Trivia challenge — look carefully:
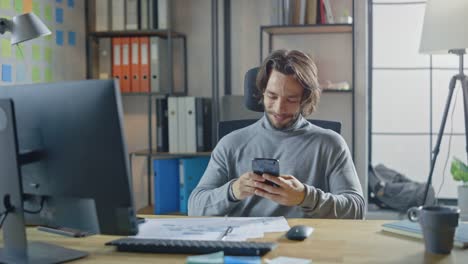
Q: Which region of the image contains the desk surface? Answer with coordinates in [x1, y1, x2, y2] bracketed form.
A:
[2, 216, 468, 263]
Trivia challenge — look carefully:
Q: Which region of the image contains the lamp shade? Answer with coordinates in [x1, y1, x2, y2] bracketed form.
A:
[10, 13, 51, 45]
[419, 0, 468, 54]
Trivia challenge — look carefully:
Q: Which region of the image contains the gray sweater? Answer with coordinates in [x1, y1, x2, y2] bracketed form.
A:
[188, 115, 365, 219]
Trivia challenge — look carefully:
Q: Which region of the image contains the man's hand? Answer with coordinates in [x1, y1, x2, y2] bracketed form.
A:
[232, 172, 265, 200]
[254, 174, 306, 206]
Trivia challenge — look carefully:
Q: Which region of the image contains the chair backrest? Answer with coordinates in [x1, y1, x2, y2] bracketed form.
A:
[218, 67, 341, 142]
[218, 119, 341, 142]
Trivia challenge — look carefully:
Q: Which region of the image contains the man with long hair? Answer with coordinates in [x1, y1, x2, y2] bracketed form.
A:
[188, 49, 364, 219]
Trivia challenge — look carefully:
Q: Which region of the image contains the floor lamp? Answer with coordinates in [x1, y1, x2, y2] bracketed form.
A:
[419, 0, 468, 205]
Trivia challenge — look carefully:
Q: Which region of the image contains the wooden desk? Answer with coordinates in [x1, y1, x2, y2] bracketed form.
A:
[2, 217, 468, 263]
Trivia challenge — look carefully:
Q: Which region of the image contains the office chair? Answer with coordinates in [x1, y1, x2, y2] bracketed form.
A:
[218, 67, 341, 141]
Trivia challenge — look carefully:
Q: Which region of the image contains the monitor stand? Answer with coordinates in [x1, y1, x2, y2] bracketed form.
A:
[0, 99, 88, 263]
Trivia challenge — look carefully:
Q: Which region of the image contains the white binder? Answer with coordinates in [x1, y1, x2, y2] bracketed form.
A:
[140, 0, 149, 30]
[149, 37, 169, 94]
[184, 97, 197, 153]
[125, 0, 138, 30]
[168, 97, 179, 153]
[95, 0, 110, 31]
[112, 0, 125, 30]
[177, 97, 188, 153]
[98, 38, 111, 79]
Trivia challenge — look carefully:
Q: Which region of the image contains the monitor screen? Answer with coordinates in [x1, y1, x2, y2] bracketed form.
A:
[0, 79, 138, 236]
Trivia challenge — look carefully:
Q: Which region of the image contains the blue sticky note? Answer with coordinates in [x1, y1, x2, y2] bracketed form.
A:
[67, 0, 74, 8]
[16, 63, 26, 82]
[56, 0, 62, 3]
[55, 8, 63, 24]
[1, 64, 12, 82]
[56, 30, 64, 46]
[68, 31, 76, 46]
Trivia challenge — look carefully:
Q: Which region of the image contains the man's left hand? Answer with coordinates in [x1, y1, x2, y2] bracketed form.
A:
[254, 174, 306, 206]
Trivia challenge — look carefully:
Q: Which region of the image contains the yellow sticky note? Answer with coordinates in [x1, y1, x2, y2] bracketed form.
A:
[0, 0, 11, 9]
[23, 0, 32, 12]
[44, 47, 52, 63]
[32, 45, 41, 61]
[44, 4, 52, 21]
[1, 39, 12, 57]
[32, 1, 40, 15]
[14, 0, 22, 13]
[45, 68, 52, 82]
[15, 45, 24, 59]
[32, 66, 41, 82]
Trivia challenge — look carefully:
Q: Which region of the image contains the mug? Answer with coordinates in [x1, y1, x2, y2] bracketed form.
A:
[407, 205, 460, 254]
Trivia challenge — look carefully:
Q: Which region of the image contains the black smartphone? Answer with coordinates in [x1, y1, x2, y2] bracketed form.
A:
[252, 158, 280, 187]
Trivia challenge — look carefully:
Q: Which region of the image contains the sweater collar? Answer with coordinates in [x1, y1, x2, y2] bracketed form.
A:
[262, 112, 308, 132]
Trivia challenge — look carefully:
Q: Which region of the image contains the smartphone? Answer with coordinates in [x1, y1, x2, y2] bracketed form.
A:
[252, 158, 280, 187]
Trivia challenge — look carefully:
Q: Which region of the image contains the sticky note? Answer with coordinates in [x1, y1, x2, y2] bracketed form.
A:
[2, 64, 12, 82]
[45, 4, 52, 21]
[224, 256, 261, 264]
[44, 47, 52, 63]
[15, 45, 24, 60]
[45, 34, 53, 42]
[16, 63, 26, 82]
[32, 66, 41, 82]
[56, 0, 62, 2]
[32, 0, 40, 15]
[14, 0, 22, 13]
[32, 45, 41, 61]
[67, 0, 74, 8]
[68, 31, 76, 46]
[45, 68, 52, 82]
[1, 39, 12, 57]
[23, 0, 32, 12]
[55, 7, 63, 23]
[56, 30, 64, 46]
[1, 0, 11, 9]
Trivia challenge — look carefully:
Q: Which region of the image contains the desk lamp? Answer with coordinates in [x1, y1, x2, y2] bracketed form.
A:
[0, 13, 51, 44]
[419, 0, 468, 204]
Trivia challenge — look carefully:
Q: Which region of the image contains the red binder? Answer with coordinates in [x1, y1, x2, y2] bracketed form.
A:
[130, 37, 140, 92]
[111, 38, 123, 92]
[121, 37, 131, 93]
[139, 37, 150, 93]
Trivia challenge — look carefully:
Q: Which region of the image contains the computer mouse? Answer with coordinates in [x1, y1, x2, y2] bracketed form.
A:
[285, 225, 313, 241]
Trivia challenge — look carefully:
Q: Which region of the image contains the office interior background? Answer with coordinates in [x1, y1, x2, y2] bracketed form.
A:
[0, 0, 464, 213]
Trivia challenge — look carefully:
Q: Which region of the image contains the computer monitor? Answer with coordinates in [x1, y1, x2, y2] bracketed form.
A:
[0, 79, 138, 263]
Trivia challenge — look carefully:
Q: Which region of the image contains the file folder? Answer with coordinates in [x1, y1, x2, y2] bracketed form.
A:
[179, 157, 210, 214]
[111, 38, 123, 92]
[139, 37, 150, 92]
[94, 0, 110, 31]
[98, 38, 111, 80]
[130, 37, 140, 92]
[140, 0, 149, 30]
[111, 0, 125, 30]
[177, 97, 188, 153]
[156, 98, 169, 152]
[121, 37, 131, 93]
[153, 159, 180, 214]
[168, 97, 179, 153]
[125, 0, 139, 30]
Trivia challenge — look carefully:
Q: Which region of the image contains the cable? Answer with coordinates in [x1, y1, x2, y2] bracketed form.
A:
[436, 88, 459, 200]
[23, 196, 46, 214]
[0, 211, 8, 229]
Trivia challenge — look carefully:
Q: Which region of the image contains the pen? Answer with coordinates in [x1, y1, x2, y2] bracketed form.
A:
[219, 226, 233, 241]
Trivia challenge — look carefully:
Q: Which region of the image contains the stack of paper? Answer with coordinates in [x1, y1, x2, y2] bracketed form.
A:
[132, 217, 290, 241]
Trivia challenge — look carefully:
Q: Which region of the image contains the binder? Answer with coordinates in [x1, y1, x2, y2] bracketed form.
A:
[140, 0, 149, 30]
[148, 0, 158, 29]
[155, 98, 169, 152]
[149, 37, 186, 94]
[121, 37, 131, 93]
[125, 0, 139, 30]
[130, 37, 140, 92]
[111, 0, 125, 30]
[168, 97, 179, 153]
[95, 0, 110, 31]
[158, 0, 168, 29]
[306, 0, 317, 25]
[177, 97, 188, 153]
[322, 0, 334, 23]
[111, 38, 123, 92]
[179, 157, 210, 214]
[98, 38, 111, 80]
[139, 37, 150, 92]
[153, 159, 180, 214]
[184, 97, 212, 153]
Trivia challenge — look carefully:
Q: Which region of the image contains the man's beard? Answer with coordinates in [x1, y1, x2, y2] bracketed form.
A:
[266, 111, 300, 129]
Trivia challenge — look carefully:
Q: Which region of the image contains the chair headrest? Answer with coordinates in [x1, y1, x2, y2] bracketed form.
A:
[244, 67, 264, 112]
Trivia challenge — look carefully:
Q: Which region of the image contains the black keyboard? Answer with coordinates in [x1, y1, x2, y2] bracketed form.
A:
[106, 238, 277, 256]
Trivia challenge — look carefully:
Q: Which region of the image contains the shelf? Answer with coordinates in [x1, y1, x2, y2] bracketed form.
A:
[88, 30, 185, 38]
[322, 89, 353, 93]
[121, 92, 167, 97]
[131, 149, 212, 159]
[262, 24, 353, 35]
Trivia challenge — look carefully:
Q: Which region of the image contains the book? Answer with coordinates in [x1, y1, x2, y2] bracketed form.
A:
[382, 220, 468, 248]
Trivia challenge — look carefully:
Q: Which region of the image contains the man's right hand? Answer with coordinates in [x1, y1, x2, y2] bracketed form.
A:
[231, 172, 266, 200]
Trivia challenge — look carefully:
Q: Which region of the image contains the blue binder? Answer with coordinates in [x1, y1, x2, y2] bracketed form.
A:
[179, 157, 210, 214]
[153, 159, 180, 214]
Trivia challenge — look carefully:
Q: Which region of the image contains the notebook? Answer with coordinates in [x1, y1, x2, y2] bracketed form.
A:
[382, 220, 468, 248]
